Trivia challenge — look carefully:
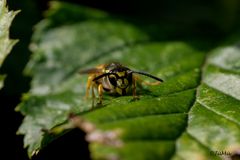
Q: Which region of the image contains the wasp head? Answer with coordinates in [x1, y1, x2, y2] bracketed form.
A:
[105, 63, 132, 95]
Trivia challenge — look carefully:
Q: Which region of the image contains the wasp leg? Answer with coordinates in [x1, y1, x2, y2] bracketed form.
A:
[97, 84, 103, 106]
[85, 75, 94, 99]
[135, 75, 161, 86]
[91, 84, 95, 108]
[132, 75, 139, 101]
[142, 81, 161, 86]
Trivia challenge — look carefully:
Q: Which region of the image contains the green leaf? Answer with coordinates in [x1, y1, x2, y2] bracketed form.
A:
[0, 0, 19, 89]
[17, 2, 240, 159]
[173, 46, 240, 160]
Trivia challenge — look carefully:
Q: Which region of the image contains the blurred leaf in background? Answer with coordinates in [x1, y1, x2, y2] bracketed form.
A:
[15, 1, 240, 160]
[0, 0, 19, 89]
[0, 0, 43, 160]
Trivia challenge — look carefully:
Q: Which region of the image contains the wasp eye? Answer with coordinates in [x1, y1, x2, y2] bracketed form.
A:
[108, 75, 117, 86]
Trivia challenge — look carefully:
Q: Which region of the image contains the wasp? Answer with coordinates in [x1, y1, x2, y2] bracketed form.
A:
[79, 62, 163, 107]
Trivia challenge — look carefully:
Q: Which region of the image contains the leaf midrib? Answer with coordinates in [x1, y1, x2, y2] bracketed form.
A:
[170, 51, 208, 159]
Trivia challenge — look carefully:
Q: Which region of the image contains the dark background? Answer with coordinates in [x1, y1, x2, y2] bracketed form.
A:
[1, 0, 240, 160]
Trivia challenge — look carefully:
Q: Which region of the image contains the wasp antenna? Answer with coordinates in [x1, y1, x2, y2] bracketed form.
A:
[132, 71, 164, 82]
[92, 73, 110, 81]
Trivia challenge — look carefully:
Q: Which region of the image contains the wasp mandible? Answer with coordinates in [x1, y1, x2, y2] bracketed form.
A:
[79, 62, 163, 107]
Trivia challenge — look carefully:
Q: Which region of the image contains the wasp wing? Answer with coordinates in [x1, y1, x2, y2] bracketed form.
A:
[79, 68, 103, 74]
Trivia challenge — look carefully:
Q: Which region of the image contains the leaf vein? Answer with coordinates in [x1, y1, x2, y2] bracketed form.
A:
[196, 100, 240, 126]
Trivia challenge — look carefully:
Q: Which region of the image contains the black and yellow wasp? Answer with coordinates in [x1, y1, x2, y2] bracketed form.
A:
[79, 62, 163, 107]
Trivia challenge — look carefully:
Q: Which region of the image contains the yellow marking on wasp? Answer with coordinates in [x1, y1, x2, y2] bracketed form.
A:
[117, 79, 122, 86]
[124, 79, 128, 85]
[109, 74, 116, 79]
[116, 87, 122, 95]
[116, 72, 126, 77]
[105, 69, 110, 73]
